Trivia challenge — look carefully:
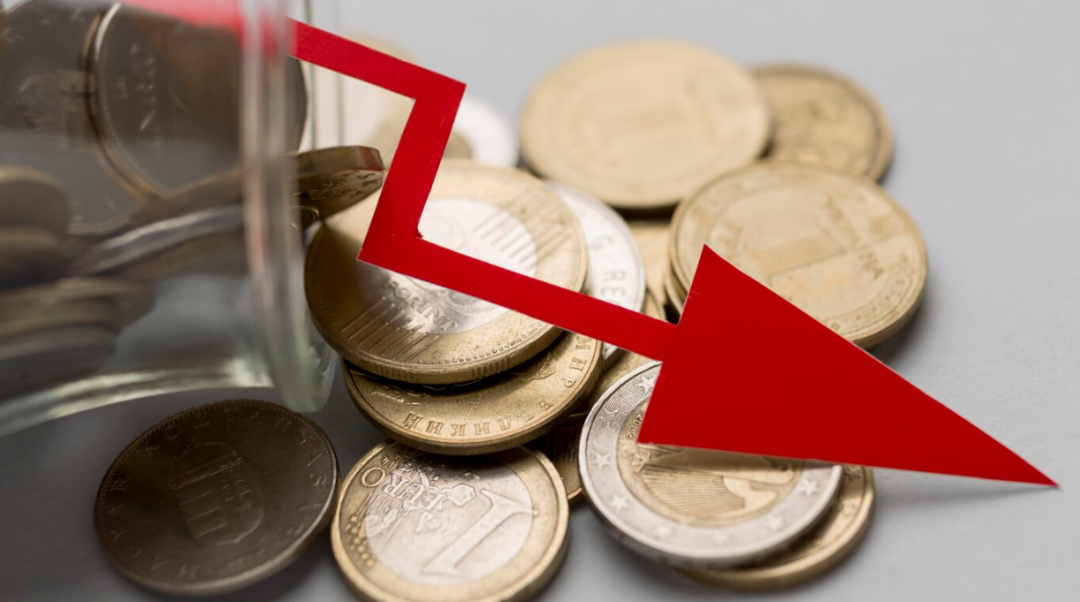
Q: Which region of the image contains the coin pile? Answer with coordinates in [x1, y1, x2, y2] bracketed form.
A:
[87, 34, 927, 600]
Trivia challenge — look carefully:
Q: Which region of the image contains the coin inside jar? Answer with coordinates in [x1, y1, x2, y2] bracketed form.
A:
[679, 465, 875, 589]
[579, 363, 843, 568]
[89, 4, 307, 197]
[755, 64, 892, 181]
[670, 162, 927, 347]
[344, 330, 601, 455]
[0, 166, 70, 235]
[0, 228, 66, 289]
[95, 400, 338, 596]
[0, 0, 141, 236]
[306, 160, 588, 384]
[332, 441, 569, 602]
[521, 40, 771, 211]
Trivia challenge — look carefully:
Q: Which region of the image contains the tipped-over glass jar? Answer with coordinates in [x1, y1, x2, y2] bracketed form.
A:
[0, 0, 334, 435]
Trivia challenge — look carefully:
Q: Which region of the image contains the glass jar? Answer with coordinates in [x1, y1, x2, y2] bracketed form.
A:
[0, 0, 333, 435]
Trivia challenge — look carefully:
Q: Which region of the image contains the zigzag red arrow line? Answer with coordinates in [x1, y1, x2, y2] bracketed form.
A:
[292, 21, 679, 362]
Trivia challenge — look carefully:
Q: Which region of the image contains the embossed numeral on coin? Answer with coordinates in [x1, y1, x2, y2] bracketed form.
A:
[421, 489, 530, 576]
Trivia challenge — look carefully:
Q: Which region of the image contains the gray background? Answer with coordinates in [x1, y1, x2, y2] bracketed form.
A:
[2, 0, 1078, 600]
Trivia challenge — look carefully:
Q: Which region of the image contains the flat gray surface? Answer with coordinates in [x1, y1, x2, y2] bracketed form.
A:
[2, 0, 1079, 600]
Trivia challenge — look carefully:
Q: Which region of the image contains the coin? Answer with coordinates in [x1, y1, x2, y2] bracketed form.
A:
[344, 330, 602, 455]
[528, 412, 589, 504]
[332, 441, 568, 602]
[0, 0, 141, 236]
[548, 181, 646, 367]
[71, 205, 244, 278]
[0, 166, 70, 235]
[0, 297, 121, 337]
[0, 277, 155, 328]
[307, 161, 589, 384]
[95, 399, 338, 596]
[520, 40, 771, 211]
[755, 65, 892, 181]
[579, 363, 843, 568]
[627, 218, 671, 299]
[0, 326, 117, 399]
[0, 228, 65, 288]
[578, 290, 664, 413]
[670, 163, 927, 347]
[89, 4, 307, 196]
[449, 96, 519, 167]
[679, 466, 875, 589]
[125, 170, 242, 230]
[296, 146, 385, 224]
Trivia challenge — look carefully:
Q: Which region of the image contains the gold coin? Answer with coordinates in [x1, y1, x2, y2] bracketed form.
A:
[343, 330, 601, 455]
[755, 65, 892, 181]
[627, 218, 671, 302]
[679, 466, 875, 589]
[296, 145, 385, 224]
[307, 160, 589, 384]
[670, 163, 927, 347]
[521, 40, 771, 211]
[332, 441, 569, 602]
[578, 289, 664, 412]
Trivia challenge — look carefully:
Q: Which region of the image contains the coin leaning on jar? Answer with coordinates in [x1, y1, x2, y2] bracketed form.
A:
[579, 363, 843, 568]
[754, 64, 892, 181]
[547, 180, 646, 368]
[344, 330, 601, 455]
[332, 440, 569, 602]
[521, 40, 771, 211]
[306, 160, 589, 385]
[679, 465, 875, 590]
[670, 162, 927, 347]
[295, 145, 385, 226]
[95, 399, 338, 596]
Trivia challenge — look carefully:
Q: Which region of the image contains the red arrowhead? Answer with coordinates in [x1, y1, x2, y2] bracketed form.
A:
[638, 246, 1055, 486]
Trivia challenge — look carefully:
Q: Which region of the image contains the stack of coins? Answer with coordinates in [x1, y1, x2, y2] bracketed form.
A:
[517, 40, 911, 589]
[87, 34, 927, 601]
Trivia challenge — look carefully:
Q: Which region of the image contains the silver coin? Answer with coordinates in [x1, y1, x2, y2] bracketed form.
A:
[96, 399, 338, 596]
[452, 96, 519, 167]
[0, 0, 141, 236]
[0, 325, 117, 398]
[579, 363, 843, 568]
[548, 181, 646, 367]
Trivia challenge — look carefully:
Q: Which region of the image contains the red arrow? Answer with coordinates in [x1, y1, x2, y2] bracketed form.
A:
[115, 3, 1053, 485]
